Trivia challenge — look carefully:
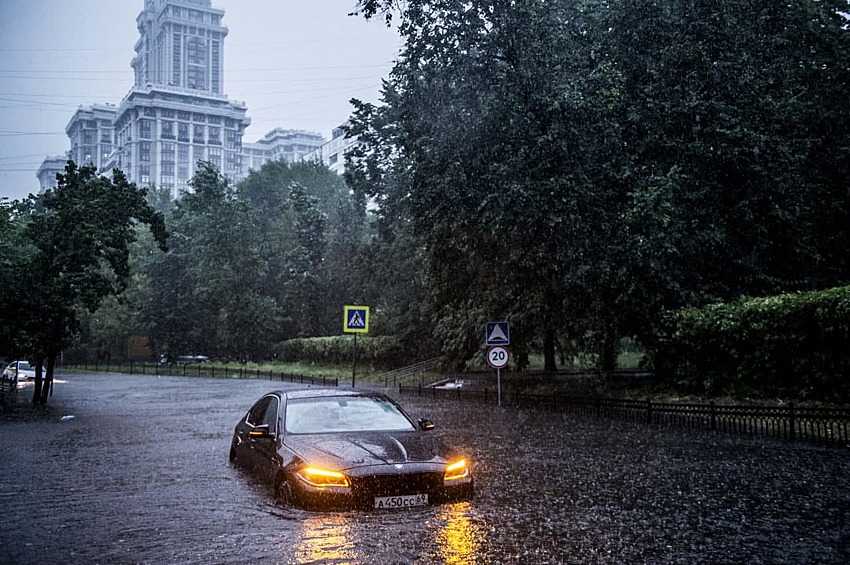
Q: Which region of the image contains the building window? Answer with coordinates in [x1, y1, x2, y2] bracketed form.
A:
[83, 131, 94, 145]
[187, 36, 206, 90]
[226, 130, 238, 150]
[140, 142, 151, 162]
[178, 122, 189, 142]
[144, 107, 156, 117]
[192, 113, 205, 122]
[161, 121, 174, 139]
[162, 109, 175, 118]
[162, 142, 175, 163]
[188, 9, 204, 23]
[178, 111, 191, 120]
[193, 124, 205, 143]
[178, 144, 189, 163]
[208, 115, 220, 125]
[194, 145, 205, 163]
[211, 41, 220, 94]
[140, 164, 150, 184]
[139, 120, 152, 139]
[208, 126, 221, 145]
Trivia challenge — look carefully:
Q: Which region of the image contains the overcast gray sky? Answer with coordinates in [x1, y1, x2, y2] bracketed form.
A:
[0, 0, 401, 201]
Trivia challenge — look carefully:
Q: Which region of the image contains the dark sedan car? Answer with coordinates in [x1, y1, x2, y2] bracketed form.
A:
[229, 387, 473, 509]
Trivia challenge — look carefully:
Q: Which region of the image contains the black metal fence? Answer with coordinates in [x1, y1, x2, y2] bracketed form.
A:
[0, 374, 17, 403]
[399, 385, 850, 448]
[62, 361, 338, 387]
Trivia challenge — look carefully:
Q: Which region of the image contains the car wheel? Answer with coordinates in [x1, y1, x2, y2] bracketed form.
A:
[274, 474, 294, 506]
[228, 444, 238, 464]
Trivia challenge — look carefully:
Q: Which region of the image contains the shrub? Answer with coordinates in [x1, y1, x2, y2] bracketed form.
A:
[650, 286, 850, 401]
[274, 335, 406, 367]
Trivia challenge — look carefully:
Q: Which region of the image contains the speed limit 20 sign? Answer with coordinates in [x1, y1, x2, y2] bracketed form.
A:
[487, 346, 510, 369]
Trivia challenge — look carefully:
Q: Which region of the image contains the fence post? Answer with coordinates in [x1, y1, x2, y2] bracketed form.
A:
[789, 402, 796, 442]
[646, 399, 652, 424]
[710, 401, 716, 431]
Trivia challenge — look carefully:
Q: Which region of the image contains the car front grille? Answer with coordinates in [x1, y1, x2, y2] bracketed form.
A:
[352, 471, 443, 498]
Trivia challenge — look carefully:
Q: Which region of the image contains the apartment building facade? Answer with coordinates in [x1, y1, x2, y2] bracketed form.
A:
[37, 0, 360, 196]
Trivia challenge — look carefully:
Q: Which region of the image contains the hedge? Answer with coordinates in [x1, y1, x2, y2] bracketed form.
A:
[651, 286, 850, 401]
[274, 335, 406, 367]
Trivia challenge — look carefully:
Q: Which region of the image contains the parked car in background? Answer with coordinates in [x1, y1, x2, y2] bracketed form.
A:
[160, 354, 210, 364]
[230, 387, 474, 510]
[2, 360, 37, 381]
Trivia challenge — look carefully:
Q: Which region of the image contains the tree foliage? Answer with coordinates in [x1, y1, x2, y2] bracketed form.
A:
[350, 0, 850, 372]
[0, 162, 167, 403]
[130, 160, 372, 362]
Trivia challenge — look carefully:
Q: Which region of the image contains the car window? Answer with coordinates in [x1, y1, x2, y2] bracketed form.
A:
[285, 396, 415, 434]
[18, 362, 32, 371]
[246, 396, 279, 432]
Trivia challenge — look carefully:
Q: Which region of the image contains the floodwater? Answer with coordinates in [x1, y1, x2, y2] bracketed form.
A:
[1, 374, 848, 564]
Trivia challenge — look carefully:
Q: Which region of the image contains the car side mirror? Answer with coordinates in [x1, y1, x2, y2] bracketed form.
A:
[418, 418, 436, 431]
[249, 424, 275, 438]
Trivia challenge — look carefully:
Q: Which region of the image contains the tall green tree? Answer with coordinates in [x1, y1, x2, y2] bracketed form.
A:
[352, 0, 850, 372]
[237, 160, 368, 340]
[3, 162, 167, 403]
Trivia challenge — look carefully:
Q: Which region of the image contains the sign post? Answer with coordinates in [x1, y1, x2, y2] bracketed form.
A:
[343, 305, 370, 387]
[486, 321, 510, 406]
[487, 345, 510, 406]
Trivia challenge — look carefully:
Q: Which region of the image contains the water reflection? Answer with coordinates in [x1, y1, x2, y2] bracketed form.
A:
[291, 513, 358, 564]
[276, 502, 483, 564]
[433, 502, 482, 564]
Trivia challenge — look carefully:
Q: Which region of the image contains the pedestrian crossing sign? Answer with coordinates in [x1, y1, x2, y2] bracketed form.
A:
[344, 305, 370, 333]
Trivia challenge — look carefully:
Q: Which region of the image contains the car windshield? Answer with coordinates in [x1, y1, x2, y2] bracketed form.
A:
[285, 396, 416, 434]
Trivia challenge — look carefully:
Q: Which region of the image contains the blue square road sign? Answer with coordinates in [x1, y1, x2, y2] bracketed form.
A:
[485, 321, 510, 345]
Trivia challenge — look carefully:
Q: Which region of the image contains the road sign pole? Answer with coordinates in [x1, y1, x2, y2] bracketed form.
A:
[352, 333, 357, 388]
[486, 345, 509, 407]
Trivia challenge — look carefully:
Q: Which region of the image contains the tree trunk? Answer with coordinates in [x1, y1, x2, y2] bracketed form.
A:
[600, 321, 618, 376]
[32, 372, 43, 405]
[31, 357, 46, 405]
[543, 329, 557, 372]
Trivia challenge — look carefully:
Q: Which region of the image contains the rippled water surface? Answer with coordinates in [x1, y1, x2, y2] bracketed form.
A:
[1, 374, 848, 564]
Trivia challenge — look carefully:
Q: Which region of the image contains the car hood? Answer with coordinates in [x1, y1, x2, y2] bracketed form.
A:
[284, 431, 450, 471]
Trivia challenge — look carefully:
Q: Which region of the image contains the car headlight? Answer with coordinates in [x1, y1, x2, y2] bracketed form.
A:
[443, 459, 470, 482]
[295, 466, 350, 488]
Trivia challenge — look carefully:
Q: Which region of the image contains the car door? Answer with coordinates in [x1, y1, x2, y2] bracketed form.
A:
[250, 395, 282, 485]
[238, 395, 279, 477]
[236, 395, 272, 471]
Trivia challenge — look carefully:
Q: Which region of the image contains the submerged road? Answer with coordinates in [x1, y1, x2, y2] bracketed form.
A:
[1, 373, 848, 564]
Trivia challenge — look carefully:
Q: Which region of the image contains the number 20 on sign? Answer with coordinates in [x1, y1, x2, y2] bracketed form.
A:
[487, 346, 509, 369]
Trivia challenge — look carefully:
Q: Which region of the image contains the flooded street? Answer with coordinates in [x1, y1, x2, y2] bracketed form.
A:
[1, 374, 848, 564]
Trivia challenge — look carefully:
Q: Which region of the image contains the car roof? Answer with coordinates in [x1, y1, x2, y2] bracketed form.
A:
[273, 387, 385, 401]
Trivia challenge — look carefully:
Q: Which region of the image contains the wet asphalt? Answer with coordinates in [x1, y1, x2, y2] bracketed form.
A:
[0, 373, 848, 564]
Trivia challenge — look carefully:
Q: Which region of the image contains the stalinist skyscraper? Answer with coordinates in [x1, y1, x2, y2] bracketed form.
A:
[39, 0, 330, 196]
[109, 0, 250, 194]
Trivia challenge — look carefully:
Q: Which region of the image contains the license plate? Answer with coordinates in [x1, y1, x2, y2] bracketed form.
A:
[374, 493, 429, 509]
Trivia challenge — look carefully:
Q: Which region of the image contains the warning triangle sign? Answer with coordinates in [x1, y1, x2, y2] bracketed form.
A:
[486, 322, 510, 345]
[488, 324, 507, 342]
